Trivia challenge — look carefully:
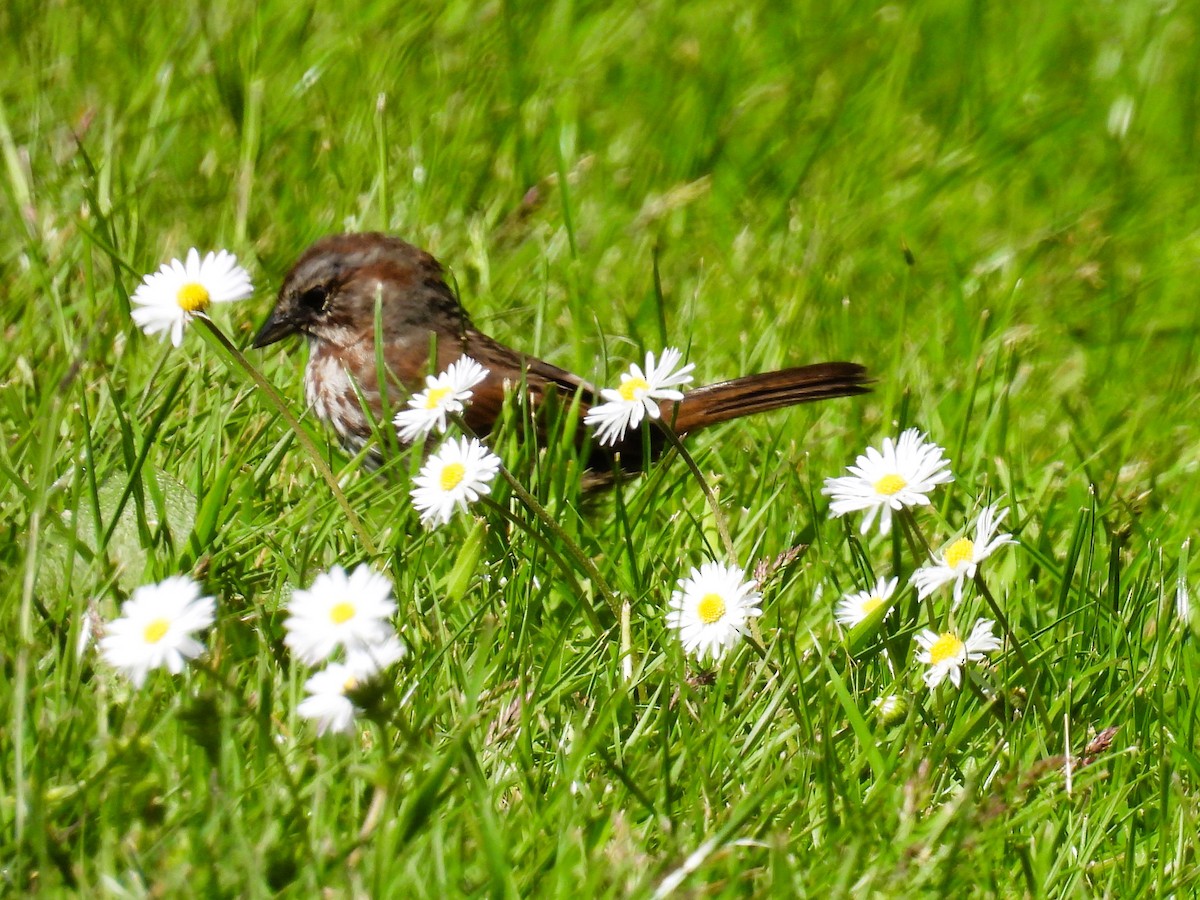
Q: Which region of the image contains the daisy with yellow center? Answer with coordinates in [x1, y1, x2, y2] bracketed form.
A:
[98, 576, 216, 687]
[666, 561, 763, 662]
[297, 663, 362, 735]
[822, 429, 954, 536]
[410, 436, 501, 527]
[175, 282, 211, 312]
[130, 248, 253, 347]
[393, 356, 490, 443]
[584, 347, 695, 447]
[912, 505, 1015, 605]
[914, 618, 1002, 688]
[283, 564, 397, 665]
[834, 575, 899, 628]
[297, 634, 408, 735]
[618, 376, 650, 402]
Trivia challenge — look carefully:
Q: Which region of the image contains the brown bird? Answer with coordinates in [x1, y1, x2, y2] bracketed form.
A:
[252, 232, 869, 473]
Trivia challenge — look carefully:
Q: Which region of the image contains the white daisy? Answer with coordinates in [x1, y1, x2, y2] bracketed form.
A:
[822, 429, 954, 536]
[666, 561, 762, 662]
[834, 575, 899, 628]
[912, 505, 1015, 605]
[914, 618, 1002, 688]
[297, 634, 407, 736]
[297, 663, 361, 735]
[130, 248, 254, 347]
[98, 576, 216, 687]
[345, 633, 407, 672]
[583, 347, 695, 446]
[410, 436, 501, 528]
[393, 355, 490, 443]
[283, 564, 397, 665]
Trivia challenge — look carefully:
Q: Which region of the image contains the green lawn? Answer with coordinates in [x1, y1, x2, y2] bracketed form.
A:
[4, 0, 1200, 895]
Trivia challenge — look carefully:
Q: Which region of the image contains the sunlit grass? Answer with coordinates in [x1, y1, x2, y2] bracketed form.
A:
[3, 0, 1200, 894]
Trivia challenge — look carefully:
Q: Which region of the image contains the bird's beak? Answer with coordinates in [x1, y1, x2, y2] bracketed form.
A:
[251, 306, 297, 348]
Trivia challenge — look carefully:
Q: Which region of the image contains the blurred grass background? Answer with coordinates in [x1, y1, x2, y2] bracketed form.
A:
[3, 0, 1199, 894]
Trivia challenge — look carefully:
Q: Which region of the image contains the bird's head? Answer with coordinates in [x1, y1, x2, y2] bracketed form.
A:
[252, 232, 466, 350]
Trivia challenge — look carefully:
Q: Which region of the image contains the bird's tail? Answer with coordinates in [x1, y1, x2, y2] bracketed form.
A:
[665, 362, 871, 434]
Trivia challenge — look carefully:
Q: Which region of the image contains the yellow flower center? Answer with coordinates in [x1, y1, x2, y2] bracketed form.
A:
[176, 282, 211, 313]
[424, 386, 453, 409]
[928, 632, 964, 665]
[696, 592, 726, 624]
[944, 538, 975, 569]
[440, 462, 466, 491]
[874, 473, 907, 495]
[343, 676, 359, 693]
[143, 619, 170, 644]
[861, 596, 884, 614]
[329, 601, 356, 624]
[618, 376, 650, 402]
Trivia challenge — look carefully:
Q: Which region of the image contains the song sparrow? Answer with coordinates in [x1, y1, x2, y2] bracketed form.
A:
[252, 233, 869, 472]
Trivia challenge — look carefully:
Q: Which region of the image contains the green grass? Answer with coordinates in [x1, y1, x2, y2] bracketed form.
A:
[4, 0, 1200, 894]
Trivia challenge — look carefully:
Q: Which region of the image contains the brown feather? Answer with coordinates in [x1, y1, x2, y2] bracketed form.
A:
[665, 362, 871, 434]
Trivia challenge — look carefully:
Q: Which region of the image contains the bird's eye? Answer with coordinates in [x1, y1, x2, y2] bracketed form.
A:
[298, 285, 330, 313]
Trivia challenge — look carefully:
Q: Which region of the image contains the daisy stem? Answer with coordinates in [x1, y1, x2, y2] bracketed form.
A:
[195, 319, 378, 555]
[655, 422, 736, 562]
[192, 659, 306, 815]
[974, 574, 1052, 733]
[481, 496, 608, 635]
[143, 341, 174, 404]
[348, 781, 390, 867]
[744, 636, 808, 727]
[899, 507, 935, 558]
[72, 699, 162, 800]
[966, 676, 1010, 727]
[493, 465, 622, 621]
[897, 509, 937, 626]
